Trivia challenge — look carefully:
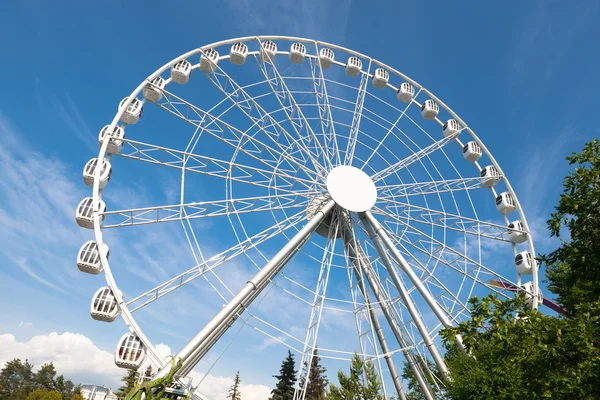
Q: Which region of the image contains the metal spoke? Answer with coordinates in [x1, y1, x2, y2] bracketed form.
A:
[101, 193, 312, 229]
[254, 40, 331, 173]
[377, 176, 495, 199]
[374, 201, 521, 243]
[125, 210, 307, 312]
[371, 135, 457, 183]
[116, 138, 319, 193]
[310, 43, 341, 166]
[196, 51, 327, 179]
[344, 60, 372, 165]
[153, 85, 322, 182]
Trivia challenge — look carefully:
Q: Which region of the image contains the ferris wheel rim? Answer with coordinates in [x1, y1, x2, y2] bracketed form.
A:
[86, 35, 538, 395]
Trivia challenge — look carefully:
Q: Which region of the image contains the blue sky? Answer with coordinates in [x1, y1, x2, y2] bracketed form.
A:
[1, 1, 599, 399]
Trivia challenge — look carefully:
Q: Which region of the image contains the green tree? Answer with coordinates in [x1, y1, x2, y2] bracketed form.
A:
[327, 353, 383, 400]
[70, 395, 84, 400]
[401, 358, 442, 400]
[25, 389, 62, 400]
[54, 374, 77, 399]
[227, 371, 242, 400]
[271, 351, 297, 400]
[299, 349, 328, 400]
[116, 369, 139, 398]
[0, 358, 35, 400]
[440, 294, 600, 400]
[34, 363, 57, 391]
[539, 138, 600, 314]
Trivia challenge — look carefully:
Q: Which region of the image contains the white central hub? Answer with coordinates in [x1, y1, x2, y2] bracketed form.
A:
[326, 166, 377, 212]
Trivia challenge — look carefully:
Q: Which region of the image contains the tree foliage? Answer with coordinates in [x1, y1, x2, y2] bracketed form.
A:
[0, 359, 79, 400]
[227, 371, 242, 400]
[539, 138, 600, 314]
[401, 358, 442, 400]
[117, 369, 139, 398]
[271, 351, 297, 400]
[299, 348, 328, 400]
[326, 353, 383, 400]
[0, 358, 35, 399]
[25, 389, 62, 400]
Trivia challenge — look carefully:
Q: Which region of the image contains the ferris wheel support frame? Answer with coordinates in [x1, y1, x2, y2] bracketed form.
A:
[154, 199, 336, 380]
[340, 215, 435, 400]
[359, 213, 450, 381]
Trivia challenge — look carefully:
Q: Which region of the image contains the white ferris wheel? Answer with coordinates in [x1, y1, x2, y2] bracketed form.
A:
[75, 36, 540, 400]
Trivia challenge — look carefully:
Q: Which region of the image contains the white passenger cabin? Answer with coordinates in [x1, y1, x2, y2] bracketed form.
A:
[507, 220, 528, 243]
[115, 333, 146, 369]
[77, 240, 109, 275]
[260, 41, 277, 62]
[76, 198, 106, 229]
[119, 98, 143, 125]
[372, 68, 389, 88]
[515, 251, 534, 275]
[442, 119, 461, 138]
[99, 125, 125, 155]
[200, 48, 219, 73]
[462, 141, 482, 162]
[520, 281, 543, 309]
[420, 100, 439, 120]
[396, 82, 415, 103]
[319, 47, 334, 68]
[143, 76, 166, 102]
[289, 42, 306, 64]
[495, 192, 516, 214]
[480, 165, 501, 188]
[230, 42, 248, 65]
[91, 286, 120, 322]
[83, 158, 112, 189]
[345, 56, 362, 77]
[171, 60, 192, 84]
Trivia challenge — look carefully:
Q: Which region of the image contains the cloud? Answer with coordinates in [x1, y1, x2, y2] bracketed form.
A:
[0, 332, 123, 387]
[188, 370, 271, 400]
[18, 322, 33, 328]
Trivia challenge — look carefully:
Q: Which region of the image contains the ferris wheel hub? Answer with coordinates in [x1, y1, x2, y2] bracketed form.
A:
[326, 166, 377, 212]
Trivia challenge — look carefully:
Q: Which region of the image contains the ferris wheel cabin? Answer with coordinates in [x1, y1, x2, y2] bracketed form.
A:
[115, 333, 146, 369]
[420, 100, 439, 120]
[345, 56, 362, 77]
[480, 165, 501, 188]
[507, 220, 528, 243]
[200, 48, 219, 73]
[230, 42, 248, 65]
[442, 119, 461, 138]
[260, 40, 277, 62]
[119, 98, 143, 125]
[319, 47, 334, 68]
[372, 68, 389, 88]
[82, 158, 112, 189]
[98, 125, 125, 155]
[91, 286, 120, 322]
[289, 42, 306, 64]
[77, 240, 109, 275]
[76, 198, 106, 229]
[520, 281, 543, 309]
[515, 251, 534, 275]
[171, 60, 192, 84]
[143, 76, 166, 102]
[495, 192, 516, 214]
[396, 82, 415, 103]
[462, 141, 482, 162]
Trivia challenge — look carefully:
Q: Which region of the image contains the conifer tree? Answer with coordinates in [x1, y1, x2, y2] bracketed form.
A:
[271, 350, 297, 400]
[327, 353, 383, 400]
[299, 349, 328, 400]
[227, 371, 242, 400]
[116, 369, 139, 398]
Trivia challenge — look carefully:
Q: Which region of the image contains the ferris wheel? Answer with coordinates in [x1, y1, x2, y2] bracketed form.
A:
[75, 36, 542, 400]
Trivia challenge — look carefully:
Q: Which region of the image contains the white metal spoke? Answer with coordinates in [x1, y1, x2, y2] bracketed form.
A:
[101, 194, 311, 229]
[294, 217, 338, 400]
[374, 201, 520, 243]
[344, 60, 371, 165]
[153, 85, 321, 182]
[309, 44, 341, 166]
[371, 135, 457, 183]
[253, 42, 331, 173]
[116, 138, 319, 193]
[376, 208, 517, 297]
[196, 53, 327, 179]
[126, 210, 307, 312]
[377, 176, 496, 198]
